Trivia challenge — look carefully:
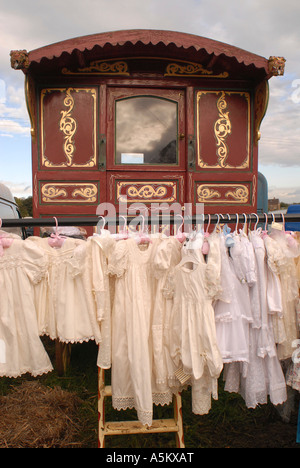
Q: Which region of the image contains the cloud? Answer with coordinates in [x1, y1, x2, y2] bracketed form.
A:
[0, 81, 29, 136]
[268, 185, 300, 204]
[0, 119, 30, 136]
[258, 76, 300, 167]
[0, 180, 32, 198]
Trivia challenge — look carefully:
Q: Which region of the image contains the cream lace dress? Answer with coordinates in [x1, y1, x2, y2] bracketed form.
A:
[27, 236, 102, 345]
[87, 233, 116, 369]
[168, 232, 223, 415]
[108, 236, 176, 427]
[0, 234, 53, 377]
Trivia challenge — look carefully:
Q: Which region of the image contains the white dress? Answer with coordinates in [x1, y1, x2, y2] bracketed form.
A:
[238, 229, 287, 409]
[152, 236, 182, 392]
[264, 230, 299, 360]
[87, 233, 116, 369]
[108, 237, 171, 427]
[0, 234, 53, 377]
[169, 233, 223, 414]
[214, 232, 253, 365]
[27, 236, 102, 345]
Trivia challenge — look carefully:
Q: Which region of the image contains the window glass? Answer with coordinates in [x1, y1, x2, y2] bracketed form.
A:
[115, 96, 178, 165]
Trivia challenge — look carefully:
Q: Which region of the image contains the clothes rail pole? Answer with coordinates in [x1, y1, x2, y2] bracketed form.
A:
[1, 212, 300, 228]
[1, 211, 299, 448]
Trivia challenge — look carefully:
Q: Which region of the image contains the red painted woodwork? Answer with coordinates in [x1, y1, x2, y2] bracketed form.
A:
[11, 30, 278, 232]
[40, 87, 97, 169]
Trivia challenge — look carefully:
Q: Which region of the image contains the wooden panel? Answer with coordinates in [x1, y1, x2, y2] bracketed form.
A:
[107, 171, 185, 211]
[195, 181, 252, 205]
[196, 90, 251, 170]
[39, 181, 100, 205]
[39, 87, 98, 169]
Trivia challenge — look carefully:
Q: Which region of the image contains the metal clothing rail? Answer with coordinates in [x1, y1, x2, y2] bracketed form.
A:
[2, 211, 298, 448]
[1, 212, 300, 228]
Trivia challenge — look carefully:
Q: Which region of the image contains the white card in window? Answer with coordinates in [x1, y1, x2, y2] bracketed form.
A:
[121, 153, 144, 164]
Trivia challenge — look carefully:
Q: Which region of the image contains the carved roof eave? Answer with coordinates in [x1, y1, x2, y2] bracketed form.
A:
[9, 30, 286, 79]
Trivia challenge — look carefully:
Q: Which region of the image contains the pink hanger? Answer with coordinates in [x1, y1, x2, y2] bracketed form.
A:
[48, 217, 67, 248]
[0, 218, 14, 256]
[136, 215, 151, 245]
[175, 215, 186, 243]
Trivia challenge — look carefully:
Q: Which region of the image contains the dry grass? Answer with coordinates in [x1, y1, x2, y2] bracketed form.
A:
[0, 380, 82, 448]
[0, 340, 299, 449]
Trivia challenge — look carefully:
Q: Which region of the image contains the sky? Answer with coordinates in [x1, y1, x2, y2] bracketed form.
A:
[0, 0, 299, 203]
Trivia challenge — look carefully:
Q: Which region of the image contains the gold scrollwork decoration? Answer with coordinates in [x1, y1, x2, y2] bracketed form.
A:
[62, 60, 130, 76]
[225, 185, 249, 204]
[214, 91, 232, 167]
[197, 91, 250, 169]
[72, 186, 98, 202]
[41, 185, 68, 203]
[196, 183, 249, 204]
[41, 88, 97, 168]
[127, 185, 167, 199]
[165, 61, 229, 78]
[117, 181, 177, 203]
[41, 183, 98, 203]
[197, 186, 221, 202]
[59, 88, 77, 166]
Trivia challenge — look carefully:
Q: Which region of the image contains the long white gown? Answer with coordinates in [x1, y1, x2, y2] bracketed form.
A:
[169, 232, 223, 414]
[108, 237, 172, 427]
[0, 233, 53, 377]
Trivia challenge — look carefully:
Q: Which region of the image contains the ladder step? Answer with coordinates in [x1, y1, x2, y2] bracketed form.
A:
[103, 418, 180, 436]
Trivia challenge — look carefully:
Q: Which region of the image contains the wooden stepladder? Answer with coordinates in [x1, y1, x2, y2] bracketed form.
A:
[98, 368, 185, 448]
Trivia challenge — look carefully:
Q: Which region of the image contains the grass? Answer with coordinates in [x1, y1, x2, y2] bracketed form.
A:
[0, 337, 299, 449]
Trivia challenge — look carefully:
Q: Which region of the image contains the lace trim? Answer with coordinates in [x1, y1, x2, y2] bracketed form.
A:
[42, 331, 100, 344]
[152, 391, 173, 407]
[0, 363, 53, 379]
[112, 396, 153, 426]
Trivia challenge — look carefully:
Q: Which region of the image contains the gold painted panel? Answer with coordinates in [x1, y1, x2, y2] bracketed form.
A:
[196, 90, 251, 169]
[40, 87, 97, 168]
[116, 181, 177, 203]
[40, 182, 99, 204]
[196, 183, 250, 204]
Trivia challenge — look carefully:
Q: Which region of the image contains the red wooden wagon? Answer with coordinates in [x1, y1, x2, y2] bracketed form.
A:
[10, 31, 286, 446]
[11, 29, 285, 233]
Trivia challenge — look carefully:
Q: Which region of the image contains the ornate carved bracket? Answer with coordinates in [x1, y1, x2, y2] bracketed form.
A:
[254, 80, 269, 145]
[10, 50, 29, 70]
[268, 56, 286, 76]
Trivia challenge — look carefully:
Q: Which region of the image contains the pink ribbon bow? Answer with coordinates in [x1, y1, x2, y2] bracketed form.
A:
[0, 236, 13, 256]
[48, 217, 67, 248]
